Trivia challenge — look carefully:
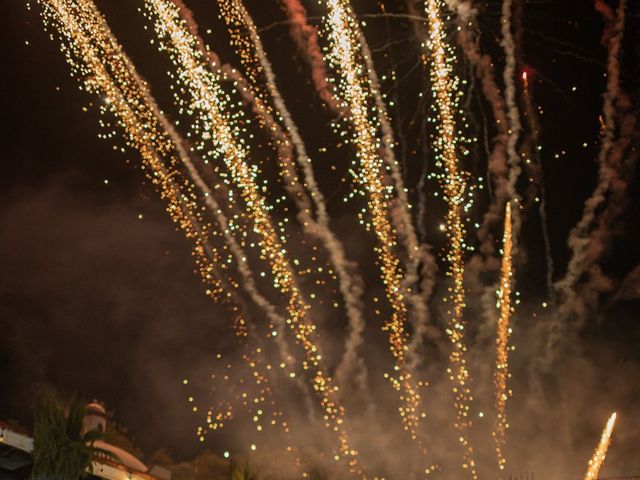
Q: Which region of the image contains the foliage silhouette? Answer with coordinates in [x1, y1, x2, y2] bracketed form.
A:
[31, 391, 109, 480]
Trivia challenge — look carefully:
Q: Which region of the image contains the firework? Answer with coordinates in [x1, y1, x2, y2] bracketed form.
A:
[321, 0, 425, 443]
[422, 0, 478, 476]
[583, 412, 617, 480]
[493, 202, 514, 471]
[33, 0, 632, 477]
[143, 0, 362, 471]
[215, 0, 369, 394]
[500, 0, 523, 238]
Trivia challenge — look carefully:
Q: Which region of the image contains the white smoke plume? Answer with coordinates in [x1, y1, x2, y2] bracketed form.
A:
[500, 0, 524, 241]
[545, 0, 638, 369]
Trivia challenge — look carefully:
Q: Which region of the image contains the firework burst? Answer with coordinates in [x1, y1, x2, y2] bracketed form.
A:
[32, 0, 634, 477]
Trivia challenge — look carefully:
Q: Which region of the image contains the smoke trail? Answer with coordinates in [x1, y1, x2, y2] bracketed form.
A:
[450, 4, 510, 260]
[422, 0, 478, 476]
[144, 1, 363, 472]
[180, 151, 305, 402]
[405, 0, 431, 247]
[277, 0, 339, 110]
[493, 202, 514, 472]
[215, 0, 370, 397]
[519, 67, 554, 295]
[556, 0, 628, 296]
[280, 0, 438, 362]
[583, 412, 617, 480]
[550, 0, 637, 359]
[500, 0, 524, 239]
[222, 65, 369, 393]
[447, 3, 513, 346]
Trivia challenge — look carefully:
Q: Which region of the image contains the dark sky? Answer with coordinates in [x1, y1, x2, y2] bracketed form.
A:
[2, 0, 639, 477]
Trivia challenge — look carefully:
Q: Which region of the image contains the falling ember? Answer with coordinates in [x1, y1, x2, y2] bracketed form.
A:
[493, 202, 514, 471]
[423, 0, 478, 476]
[521, 70, 529, 90]
[583, 412, 617, 480]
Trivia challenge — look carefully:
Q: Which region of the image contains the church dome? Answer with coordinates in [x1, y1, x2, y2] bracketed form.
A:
[83, 401, 107, 434]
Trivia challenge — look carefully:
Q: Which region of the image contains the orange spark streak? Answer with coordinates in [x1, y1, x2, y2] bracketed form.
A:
[584, 412, 617, 480]
[322, 0, 424, 442]
[423, 0, 477, 476]
[493, 202, 513, 471]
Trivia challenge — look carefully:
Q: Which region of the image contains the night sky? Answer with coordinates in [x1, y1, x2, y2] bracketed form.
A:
[2, 0, 639, 478]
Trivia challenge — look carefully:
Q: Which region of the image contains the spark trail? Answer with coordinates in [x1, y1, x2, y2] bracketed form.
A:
[283, 0, 438, 364]
[511, 0, 554, 296]
[519, 68, 554, 295]
[144, 0, 362, 472]
[493, 202, 513, 472]
[215, 0, 369, 394]
[321, 0, 425, 443]
[423, 0, 477, 476]
[353, 9, 437, 366]
[174, 0, 350, 398]
[583, 412, 617, 480]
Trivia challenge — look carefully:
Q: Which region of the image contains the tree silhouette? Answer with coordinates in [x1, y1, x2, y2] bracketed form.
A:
[31, 392, 108, 480]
